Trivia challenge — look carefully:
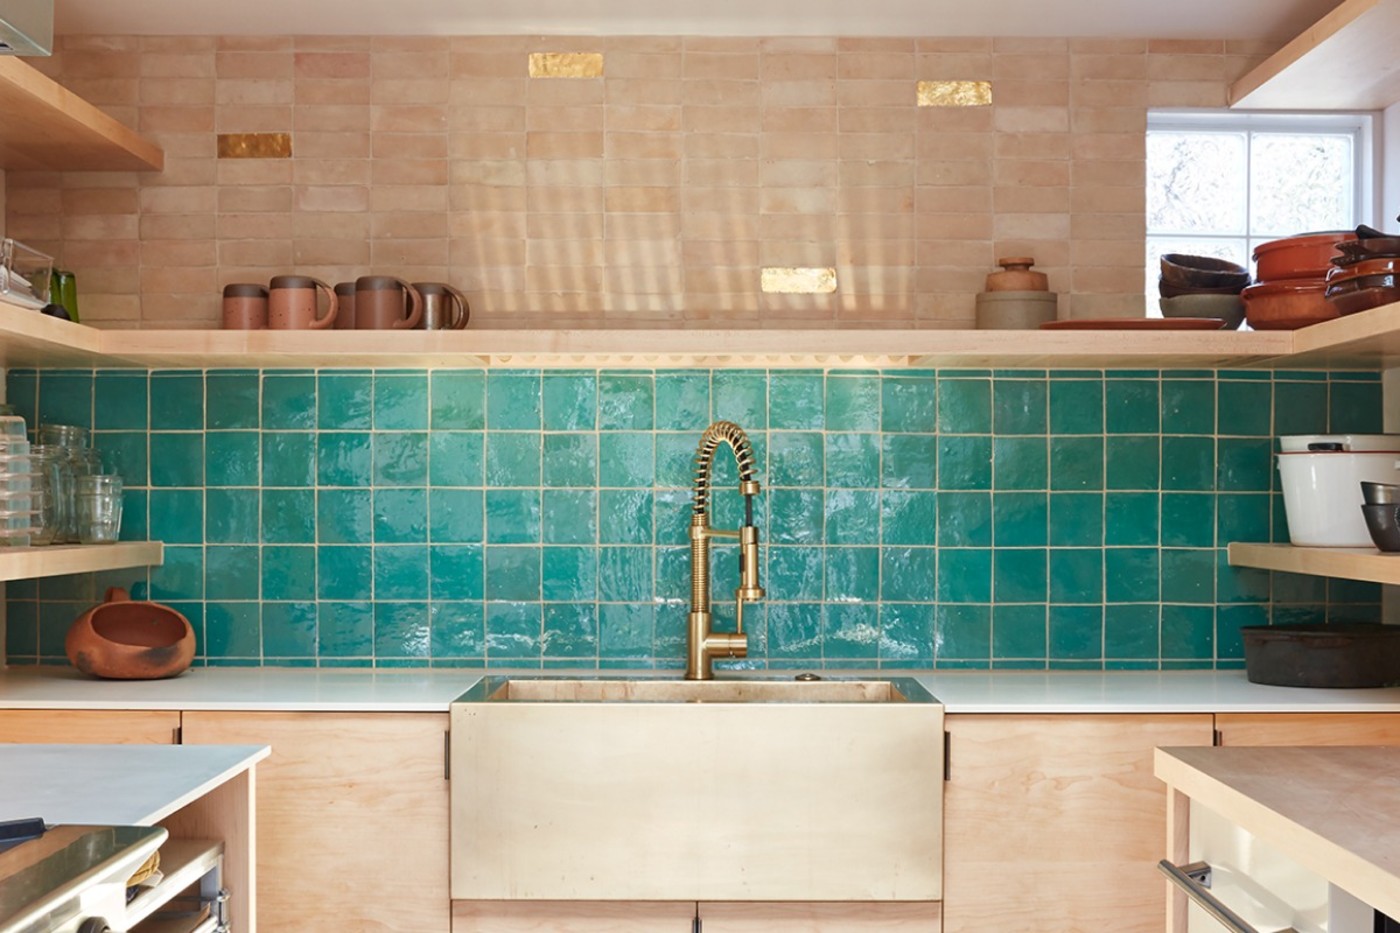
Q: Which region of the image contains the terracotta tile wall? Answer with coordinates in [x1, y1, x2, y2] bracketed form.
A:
[5, 35, 1278, 329]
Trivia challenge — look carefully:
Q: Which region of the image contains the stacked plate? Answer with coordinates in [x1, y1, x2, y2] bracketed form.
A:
[1325, 236, 1400, 315]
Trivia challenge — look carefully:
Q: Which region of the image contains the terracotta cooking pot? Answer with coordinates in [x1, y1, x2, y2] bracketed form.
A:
[65, 587, 195, 680]
[1253, 232, 1358, 282]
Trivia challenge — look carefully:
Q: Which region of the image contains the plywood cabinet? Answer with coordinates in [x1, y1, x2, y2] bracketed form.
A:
[452, 901, 939, 932]
[0, 708, 179, 743]
[941, 713, 1214, 933]
[700, 902, 941, 931]
[1215, 711, 1400, 746]
[182, 711, 450, 933]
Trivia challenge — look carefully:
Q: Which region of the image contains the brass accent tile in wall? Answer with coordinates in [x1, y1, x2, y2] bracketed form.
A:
[916, 80, 993, 107]
[217, 133, 292, 159]
[528, 52, 604, 78]
[761, 267, 838, 294]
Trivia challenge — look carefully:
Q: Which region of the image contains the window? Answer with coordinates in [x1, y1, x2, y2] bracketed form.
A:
[1145, 111, 1375, 301]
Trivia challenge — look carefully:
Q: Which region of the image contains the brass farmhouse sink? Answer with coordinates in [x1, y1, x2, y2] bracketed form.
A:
[449, 675, 944, 902]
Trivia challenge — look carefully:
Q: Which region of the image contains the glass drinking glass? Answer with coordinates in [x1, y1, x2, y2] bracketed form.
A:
[75, 474, 122, 544]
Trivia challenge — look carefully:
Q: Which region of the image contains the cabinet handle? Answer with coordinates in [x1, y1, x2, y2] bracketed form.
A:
[1157, 860, 1298, 933]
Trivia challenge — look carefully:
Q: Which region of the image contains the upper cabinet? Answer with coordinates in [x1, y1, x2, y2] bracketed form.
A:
[1230, 0, 1400, 110]
[0, 57, 163, 172]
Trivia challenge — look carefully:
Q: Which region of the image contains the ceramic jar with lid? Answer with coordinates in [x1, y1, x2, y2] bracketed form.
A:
[984, 257, 1049, 292]
[975, 257, 1057, 328]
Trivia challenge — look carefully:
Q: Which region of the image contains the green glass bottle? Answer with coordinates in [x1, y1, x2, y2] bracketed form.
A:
[49, 268, 79, 323]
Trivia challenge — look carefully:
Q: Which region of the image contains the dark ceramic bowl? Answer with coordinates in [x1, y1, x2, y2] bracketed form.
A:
[1361, 502, 1400, 551]
[1158, 277, 1246, 299]
[1362, 481, 1400, 505]
[1159, 253, 1251, 289]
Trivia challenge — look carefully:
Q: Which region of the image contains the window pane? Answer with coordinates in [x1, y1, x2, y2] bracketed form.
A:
[1249, 133, 1353, 236]
[1147, 131, 1248, 235]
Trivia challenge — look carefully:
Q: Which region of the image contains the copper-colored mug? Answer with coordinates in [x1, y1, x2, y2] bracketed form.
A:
[414, 282, 470, 330]
[333, 281, 357, 330]
[222, 283, 268, 330]
[354, 276, 423, 330]
[268, 274, 338, 330]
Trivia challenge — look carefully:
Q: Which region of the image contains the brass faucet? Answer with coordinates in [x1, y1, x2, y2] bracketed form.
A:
[686, 420, 764, 680]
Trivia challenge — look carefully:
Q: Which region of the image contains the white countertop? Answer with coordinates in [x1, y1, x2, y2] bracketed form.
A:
[0, 743, 269, 826]
[5, 666, 1400, 713]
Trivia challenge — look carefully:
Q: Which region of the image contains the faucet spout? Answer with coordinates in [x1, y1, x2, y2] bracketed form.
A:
[686, 420, 764, 680]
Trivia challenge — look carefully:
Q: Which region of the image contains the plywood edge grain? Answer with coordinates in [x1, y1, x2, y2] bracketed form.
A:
[1226, 542, 1400, 584]
[0, 541, 164, 582]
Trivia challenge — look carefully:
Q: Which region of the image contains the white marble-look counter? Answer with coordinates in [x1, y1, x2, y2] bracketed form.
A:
[5, 665, 1400, 714]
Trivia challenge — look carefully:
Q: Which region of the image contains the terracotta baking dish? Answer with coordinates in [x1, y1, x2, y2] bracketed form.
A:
[1254, 231, 1358, 281]
[1241, 278, 1339, 330]
[1325, 272, 1400, 316]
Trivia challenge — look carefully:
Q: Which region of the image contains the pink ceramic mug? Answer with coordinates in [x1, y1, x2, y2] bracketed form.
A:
[268, 275, 339, 330]
[333, 281, 357, 330]
[354, 276, 423, 330]
[221, 283, 268, 330]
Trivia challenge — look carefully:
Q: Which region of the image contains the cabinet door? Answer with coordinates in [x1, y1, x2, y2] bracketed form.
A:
[942, 714, 1214, 933]
[0, 709, 179, 743]
[1216, 712, 1400, 746]
[182, 711, 450, 933]
[699, 902, 941, 931]
[452, 901, 695, 932]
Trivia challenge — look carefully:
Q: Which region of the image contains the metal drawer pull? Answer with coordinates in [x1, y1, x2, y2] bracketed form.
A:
[1157, 860, 1299, 933]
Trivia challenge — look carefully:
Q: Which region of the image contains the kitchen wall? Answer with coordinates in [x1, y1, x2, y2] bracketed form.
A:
[3, 365, 1382, 670]
[4, 34, 1278, 328]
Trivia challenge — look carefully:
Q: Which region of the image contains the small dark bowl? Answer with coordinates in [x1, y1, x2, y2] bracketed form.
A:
[1361, 502, 1400, 551]
[1159, 253, 1251, 290]
[1362, 481, 1400, 505]
[1158, 277, 1246, 299]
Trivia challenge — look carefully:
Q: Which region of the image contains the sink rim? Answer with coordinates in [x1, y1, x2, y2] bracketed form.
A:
[453, 673, 938, 704]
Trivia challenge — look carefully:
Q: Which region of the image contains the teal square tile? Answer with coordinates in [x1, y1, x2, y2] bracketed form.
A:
[769, 546, 823, 601]
[542, 546, 596, 601]
[768, 488, 822, 544]
[938, 435, 992, 490]
[542, 489, 597, 544]
[205, 432, 259, 487]
[992, 492, 1047, 546]
[823, 602, 880, 660]
[599, 602, 654, 659]
[430, 601, 485, 658]
[262, 489, 315, 543]
[992, 377, 1046, 435]
[881, 375, 936, 433]
[654, 434, 696, 488]
[1216, 438, 1272, 492]
[1105, 547, 1159, 602]
[480, 545, 539, 601]
[94, 431, 147, 486]
[597, 546, 652, 601]
[1271, 380, 1327, 436]
[938, 492, 992, 547]
[205, 545, 260, 600]
[1161, 378, 1215, 436]
[5, 371, 36, 431]
[374, 373, 429, 430]
[1161, 548, 1215, 604]
[993, 436, 1047, 490]
[318, 545, 373, 600]
[206, 488, 258, 543]
[600, 489, 653, 544]
[880, 603, 935, 663]
[1050, 548, 1102, 602]
[1162, 493, 1215, 547]
[1049, 492, 1103, 547]
[1048, 378, 1103, 435]
[374, 602, 430, 658]
[1273, 570, 1326, 603]
[542, 372, 596, 431]
[482, 601, 539, 659]
[1105, 435, 1160, 490]
[714, 370, 767, 428]
[38, 371, 92, 431]
[598, 374, 654, 430]
[204, 602, 260, 659]
[1049, 605, 1102, 661]
[374, 432, 428, 486]
[993, 604, 1046, 659]
[882, 434, 937, 490]
[826, 433, 880, 488]
[880, 546, 936, 602]
[1216, 379, 1271, 436]
[318, 488, 372, 544]
[1106, 377, 1160, 434]
[374, 545, 430, 600]
[599, 432, 654, 487]
[262, 602, 317, 658]
[825, 375, 879, 431]
[94, 372, 148, 431]
[769, 373, 824, 430]
[1329, 380, 1383, 433]
[824, 546, 879, 602]
[486, 373, 541, 430]
[938, 377, 991, 434]
[1216, 493, 1270, 544]
[429, 431, 484, 487]
[262, 373, 315, 430]
[318, 601, 374, 657]
[543, 603, 598, 658]
[826, 489, 880, 544]
[938, 604, 991, 661]
[149, 489, 203, 543]
[770, 432, 823, 487]
[485, 433, 542, 487]
[1105, 604, 1159, 660]
[1104, 492, 1159, 545]
[149, 372, 203, 430]
[652, 489, 690, 546]
[262, 432, 315, 487]
[655, 545, 689, 600]
[994, 548, 1047, 602]
[1216, 604, 1268, 661]
[766, 602, 823, 658]
[430, 371, 486, 430]
[429, 488, 483, 543]
[318, 372, 373, 430]
[1218, 557, 1271, 605]
[881, 490, 937, 545]
[150, 433, 204, 487]
[486, 489, 541, 543]
[1161, 436, 1214, 491]
[262, 545, 316, 601]
[655, 372, 710, 430]
[206, 371, 259, 430]
[317, 432, 372, 487]
[429, 544, 484, 600]
[374, 487, 427, 543]
[1161, 605, 1214, 660]
[1050, 437, 1103, 491]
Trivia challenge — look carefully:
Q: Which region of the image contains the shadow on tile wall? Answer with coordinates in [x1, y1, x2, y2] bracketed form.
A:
[3, 366, 1382, 671]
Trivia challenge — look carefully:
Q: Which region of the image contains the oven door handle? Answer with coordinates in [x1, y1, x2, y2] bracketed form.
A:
[1157, 859, 1299, 933]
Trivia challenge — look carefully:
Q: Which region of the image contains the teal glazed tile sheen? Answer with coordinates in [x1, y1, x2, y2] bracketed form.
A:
[825, 375, 879, 432]
[882, 434, 937, 489]
[487, 373, 541, 430]
[149, 372, 203, 431]
[205, 488, 259, 543]
[206, 372, 259, 430]
[318, 372, 374, 430]
[318, 545, 373, 601]
[318, 489, 373, 544]
[825, 433, 880, 488]
[769, 432, 824, 487]
[261, 373, 316, 430]
[374, 373, 429, 430]
[486, 489, 541, 544]
[373, 487, 428, 543]
[599, 433, 655, 488]
[1050, 436, 1103, 491]
[149, 433, 204, 487]
[261, 432, 315, 487]
[429, 432, 484, 487]
[769, 373, 824, 430]
[713, 370, 767, 428]
[262, 489, 315, 543]
[1160, 378, 1215, 436]
[1329, 380, 1384, 432]
[485, 433, 542, 487]
[881, 375, 936, 433]
[598, 373, 654, 431]
[937, 377, 991, 434]
[1271, 379, 1328, 436]
[992, 378, 1047, 435]
[374, 432, 428, 486]
[992, 604, 1047, 660]
[993, 436, 1047, 490]
[205, 432, 259, 487]
[262, 602, 318, 659]
[654, 372, 710, 430]
[1048, 378, 1103, 435]
[542, 372, 597, 431]
[430, 544, 485, 601]
[94, 372, 148, 431]
[1105, 377, 1159, 435]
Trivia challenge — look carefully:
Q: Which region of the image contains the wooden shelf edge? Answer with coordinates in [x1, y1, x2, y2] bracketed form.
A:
[0, 541, 164, 583]
[1227, 541, 1400, 585]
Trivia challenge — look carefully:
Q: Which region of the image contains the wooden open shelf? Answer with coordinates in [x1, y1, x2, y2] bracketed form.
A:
[1227, 542, 1400, 585]
[0, 57, 163, 172]
[1230, 0, 1400, 110]
[127, 838, 223, 929]
[0, 541, 164, 582]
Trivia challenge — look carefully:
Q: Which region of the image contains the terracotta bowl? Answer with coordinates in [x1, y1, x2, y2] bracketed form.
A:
[1253, 231, 1358, 282]
[1327, 256, 1400, 280]
[1326, 273, 1400, 316]
[65, 587, 196, 680]
[1242, 278, 1339, 330]
[1159, 253, 1250, 290]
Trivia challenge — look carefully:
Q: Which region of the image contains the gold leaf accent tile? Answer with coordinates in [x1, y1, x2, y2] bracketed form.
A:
[528, 52, 604, 78]
[916, 80, 993, 107]
[761, 267, 838, 294]
[216, 132, 292, 159]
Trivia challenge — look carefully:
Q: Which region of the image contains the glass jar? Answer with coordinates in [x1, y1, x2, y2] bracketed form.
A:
[75, 474, 122, 544]
[30, 444, 70, 546]
[37, 423, 89, 449]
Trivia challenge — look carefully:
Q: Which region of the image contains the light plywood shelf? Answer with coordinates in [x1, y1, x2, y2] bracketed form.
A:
[1230, 0, 1400, 110]
[0, 541, 164, 582]
[0, 57, 163, 172]
[1227, 541, 1400, 585]
[126, 838, 223, 929]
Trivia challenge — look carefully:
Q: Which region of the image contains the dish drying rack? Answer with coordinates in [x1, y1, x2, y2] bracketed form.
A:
[0, 238, 52, 310]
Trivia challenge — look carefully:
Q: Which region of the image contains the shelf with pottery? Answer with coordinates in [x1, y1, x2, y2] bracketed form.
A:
[0, 541, 164, 582]
[0, 57, 163, 172]
[1230, 0, 1400, 109]
[1226, 542, 1400, 585]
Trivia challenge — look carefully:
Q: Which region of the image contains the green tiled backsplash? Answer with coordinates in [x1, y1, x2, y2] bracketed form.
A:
[3, 367, 1383, 671]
